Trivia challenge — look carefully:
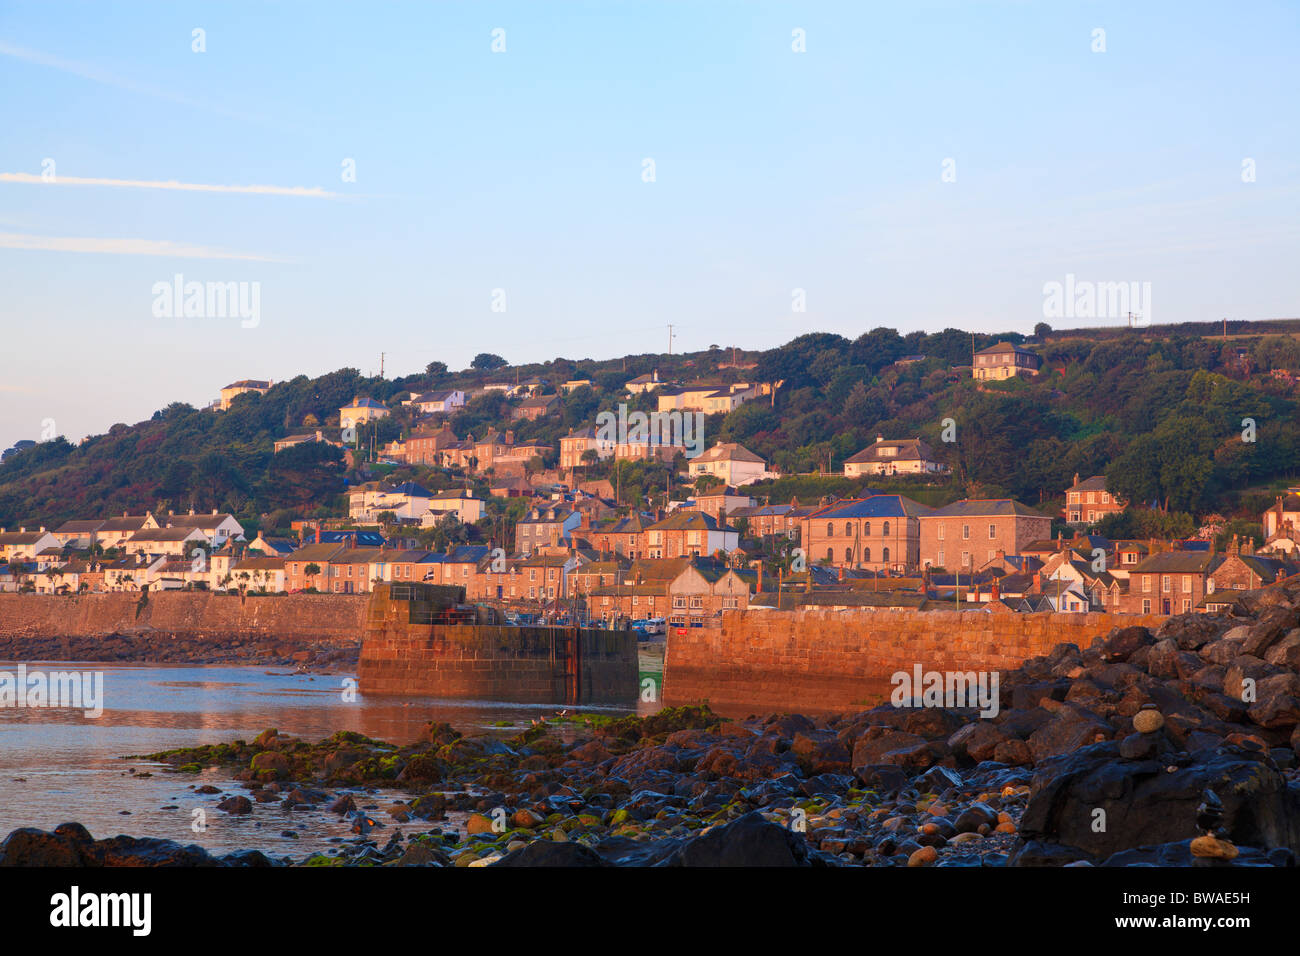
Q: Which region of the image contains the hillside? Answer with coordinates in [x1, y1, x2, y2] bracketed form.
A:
[4, 322, 1300, 540]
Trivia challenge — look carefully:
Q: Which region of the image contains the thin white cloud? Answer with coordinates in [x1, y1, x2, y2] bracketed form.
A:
[0, 171, 337, 199]
[0, 40, 271, 126]
[0, 232, 295, 262]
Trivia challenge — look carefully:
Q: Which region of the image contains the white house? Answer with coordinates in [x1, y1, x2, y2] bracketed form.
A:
[0, 528, 60, 562]
[162, 510, 245, 547]
[406, 389, 466, 415]
[687, 442, 770, 487]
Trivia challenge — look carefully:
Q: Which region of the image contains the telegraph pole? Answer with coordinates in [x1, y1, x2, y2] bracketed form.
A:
[667, 323, 675, 355]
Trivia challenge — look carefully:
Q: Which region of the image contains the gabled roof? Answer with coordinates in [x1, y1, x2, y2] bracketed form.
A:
[646, 511, 732, 533]
[926, 499, 1052, 519]
[808, 494, 933, 520]
[975, 341, 1038, 357]
[691, 442, 765, 465]
[1069, 475, 1111, 492]
[1131, 551, 1223, 574]
[389, 482, 433, 497]
[844, 438, 935, 465]
[54, 519, 107, 534]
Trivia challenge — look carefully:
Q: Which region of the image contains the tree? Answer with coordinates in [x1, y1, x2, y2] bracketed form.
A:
[471, 353, 508, 371]
[425, 361, 449, 379]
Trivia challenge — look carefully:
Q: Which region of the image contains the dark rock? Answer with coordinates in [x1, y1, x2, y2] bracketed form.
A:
[663, 811, 815, 867]
[494, 840, 607, 867]
[216, 795, 253, 814]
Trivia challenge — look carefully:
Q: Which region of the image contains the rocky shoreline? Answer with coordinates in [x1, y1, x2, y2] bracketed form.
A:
[0, 632, 359, 669]
[6, 580, 1300, 867]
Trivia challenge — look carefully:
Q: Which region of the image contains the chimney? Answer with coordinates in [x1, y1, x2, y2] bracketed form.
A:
[990, 578, 1000, 601]
[1073, 472, 1079, 488]
[1033, 570, 1042, 592]
[315, 527, 321, 544]
[757, 563, 764, 593]
[996, 548, 1005, 563]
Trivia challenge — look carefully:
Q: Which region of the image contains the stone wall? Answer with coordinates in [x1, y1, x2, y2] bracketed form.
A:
[0, 592, 368, 643]
[662, 608, 1166, 716]
[357, 584, 638, 703]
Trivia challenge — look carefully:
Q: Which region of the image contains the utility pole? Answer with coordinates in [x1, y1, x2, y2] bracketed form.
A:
[667, 323, 675, 355]
[379, 352, 385, 378]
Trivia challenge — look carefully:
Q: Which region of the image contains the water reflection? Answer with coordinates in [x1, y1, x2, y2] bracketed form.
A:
[0, 660, 652, 856]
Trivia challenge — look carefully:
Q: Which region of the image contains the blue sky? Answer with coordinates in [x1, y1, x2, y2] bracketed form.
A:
[2, 0, 1297, 450]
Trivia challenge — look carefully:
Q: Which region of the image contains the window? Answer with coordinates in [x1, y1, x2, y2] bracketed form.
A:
[883, 547, 890, 564]
[864, 521, 871, 536]
[938, 525, 945, 540]
[962, 524, 970, 540]
[827, 523, 834, 537]
[1182, 599, 1191, 613]
[988, 523, 996, 539]
[1182, 575, 1192, 593]
[863, 547, 871, 563]
[1162, 575, 1171, 592]
[1143, 576, 1152, 592]
[937, 550, 944, 566]
[1142, 599, 1151, 614]
[883, 521, 891, 536]
[826, 548, 833, 562]
[845, 548, 853, 563]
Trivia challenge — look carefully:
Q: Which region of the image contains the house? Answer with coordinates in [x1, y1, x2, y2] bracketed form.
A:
[642, 511, 739, 560]
[228, 556, 287, 593]
[1124, 550, 1223, 616]
[1262, 491, 1300, 540]
[470, 429, 516, 471]
[1207, 546, 1296, 597]
[406, 389, 466, 415]
[559, 426, 616, 470]
[162, 510, 245, 547]
[561, 379, 594, 394]
[1065, 474, 1125, 525]
[582, 513, 654, 558]
[284, 543, 347, 591]
[684, 488, 754, 521]
[512, 393, 559, 422]
[615, 436, 685, 464]
[0, 528, 60, 562]
[349, 482, 433, 523]
[246, 532, 297, 557]
[93, 513, 160, 551]
[687, 442, 770, 487]
[121, 526, 210, 558]
[339, 396, 390, 428]
[625, 370, 669, 394]
[656, 383, 757, 415]
[972, 342, 1041, 381]
[51, 519, 107, 550]
[218, 379, 272, 410]
[405, 424, 462, 466]
[421, 489, 486, 524]
[729, 499, 814, 540]
[919, 499, 1054, 571]
[507, 378, 548, 399]
[843, 436, 946, 477]
[802, 495, 933, 571]
[274, 430, 331, 454]
[578, 557, 750, 626]
[515, 506, 582, 555]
